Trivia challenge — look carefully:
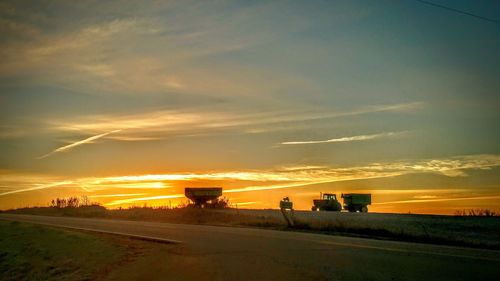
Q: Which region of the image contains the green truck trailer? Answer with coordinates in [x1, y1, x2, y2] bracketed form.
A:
[312, 193, 372, 212]
[342, 193, 371, 212]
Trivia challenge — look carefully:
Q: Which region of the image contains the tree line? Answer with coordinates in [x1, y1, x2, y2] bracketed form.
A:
[50, 196, 99, 208]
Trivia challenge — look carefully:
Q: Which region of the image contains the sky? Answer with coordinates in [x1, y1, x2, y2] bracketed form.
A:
[1, 0, 499, 214]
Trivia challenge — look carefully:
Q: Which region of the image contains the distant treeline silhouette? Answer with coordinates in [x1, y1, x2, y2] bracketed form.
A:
[50, 196, 100, 208]
[454, 209, 498, 217]
[48, 195, 230, 209]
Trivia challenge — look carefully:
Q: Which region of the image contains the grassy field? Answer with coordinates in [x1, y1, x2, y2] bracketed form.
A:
[290, 210, 500, 249]
[4, 206, 500, 250]
[0, 220, 185, 281]
[0, 220, 121, 281]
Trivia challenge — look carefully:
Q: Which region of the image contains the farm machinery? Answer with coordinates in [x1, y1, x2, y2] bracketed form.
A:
[312, 193, 371, 212]
[184, 187, 223, 207]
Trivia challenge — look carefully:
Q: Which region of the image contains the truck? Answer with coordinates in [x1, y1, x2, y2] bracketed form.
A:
[311, 193, 371, 212]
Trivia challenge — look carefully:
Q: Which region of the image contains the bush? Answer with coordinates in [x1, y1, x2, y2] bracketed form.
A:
[49, 196, 100, 209]
[454, 209, 498, 217]
[204, 197, 230, 209]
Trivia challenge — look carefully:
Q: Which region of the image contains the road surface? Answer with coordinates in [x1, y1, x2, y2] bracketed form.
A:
[1, 214, 499, 281]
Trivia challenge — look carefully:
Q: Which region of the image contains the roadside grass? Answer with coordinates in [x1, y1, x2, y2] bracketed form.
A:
[4, 206, 107, 218]
[4, 206, 283, 227]
[0, 219, 218, 281]
[0, 220, 127, 281]
[3, 206, 500, 250]
[290, 218, 499, 249]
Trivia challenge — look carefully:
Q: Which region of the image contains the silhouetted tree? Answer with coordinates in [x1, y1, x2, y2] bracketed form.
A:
[80, 195, 90, 206]
[67, 197, 79, 208]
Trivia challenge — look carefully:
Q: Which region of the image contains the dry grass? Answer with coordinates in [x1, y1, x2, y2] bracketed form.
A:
[290, 211, 500, 249]
[0, 220, 124, 281]
[0, 220, 186, 281]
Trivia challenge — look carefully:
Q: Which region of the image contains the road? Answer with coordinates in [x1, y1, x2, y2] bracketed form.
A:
[1, 214, 499, 281]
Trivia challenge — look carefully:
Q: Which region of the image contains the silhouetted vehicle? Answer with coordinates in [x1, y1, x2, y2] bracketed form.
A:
[312, 193, 342, 211]
[342, 193, 371, 212]
[312, 193, 371, 212]
[279, 197, 293, 210]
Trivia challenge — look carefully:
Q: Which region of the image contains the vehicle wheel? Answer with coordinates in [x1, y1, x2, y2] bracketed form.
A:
[361, 206, 368, 213]
[312, 206, 317, 211]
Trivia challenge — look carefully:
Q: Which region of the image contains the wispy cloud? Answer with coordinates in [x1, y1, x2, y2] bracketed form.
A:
[223, 182, 329, 193]
[233, 201, 259, 206]
[37, 129, 121, 159]
[293, 189, 470, 197]
[88, 154, 500, 194]
[45, 102, 421, 142]
[104, 194, 184, 206]
[374, 195, 500, 205]
[281, 132, 402, 145]
[277, 165, 327, 171]
[95, 182, 170, 189]
[88, 193, 146, 198]
[0, 181, 73, 196]
[0, 5, 301, 97]
[3, 154, 498, 198]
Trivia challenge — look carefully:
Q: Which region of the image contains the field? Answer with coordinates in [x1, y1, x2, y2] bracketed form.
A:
[247, 209, 500, 248]
[0, 220, 188, 281]
[4, 207, 500, 250]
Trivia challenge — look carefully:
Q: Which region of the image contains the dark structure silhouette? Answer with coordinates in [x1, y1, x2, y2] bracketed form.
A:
[312, 193, 371, 212]
[184, 187, 223, 207]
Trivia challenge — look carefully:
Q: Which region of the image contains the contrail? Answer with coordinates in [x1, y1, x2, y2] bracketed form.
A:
[37, 129, 121, 159]
[0, 181, 73, 196]
[105, 194, 184, 206]
[281, 132, 400, 145]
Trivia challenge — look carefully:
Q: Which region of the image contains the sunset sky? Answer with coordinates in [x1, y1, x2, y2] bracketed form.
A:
[1, 0, 499, 214]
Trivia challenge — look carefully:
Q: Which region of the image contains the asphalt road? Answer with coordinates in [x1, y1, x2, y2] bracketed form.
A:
[1, 214, 499, 281]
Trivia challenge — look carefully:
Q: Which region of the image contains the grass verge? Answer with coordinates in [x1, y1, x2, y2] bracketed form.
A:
[0, 219, 227, 281]
[0, 220, 124, 280]
[0, 220, 180, 281]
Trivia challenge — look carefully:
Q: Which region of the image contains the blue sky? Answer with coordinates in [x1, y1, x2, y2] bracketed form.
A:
[1, 0, 499, 213]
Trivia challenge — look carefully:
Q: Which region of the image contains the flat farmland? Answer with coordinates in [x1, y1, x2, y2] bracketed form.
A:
[4, 207, 499, 249]
[227, 209, 500, 249]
